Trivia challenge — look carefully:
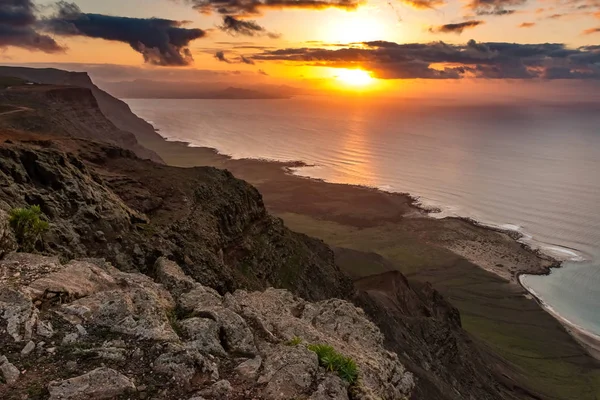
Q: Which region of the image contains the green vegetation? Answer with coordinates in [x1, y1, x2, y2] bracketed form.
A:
[0, 76, 30, 88]
[308, 343, 359, 384]
[9, 205, 49, 252]
[286, 336, 303, 346]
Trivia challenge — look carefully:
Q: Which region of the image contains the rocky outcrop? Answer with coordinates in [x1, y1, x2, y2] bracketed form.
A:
[0, 139, 352, 302]
[0, 255, 414, 400]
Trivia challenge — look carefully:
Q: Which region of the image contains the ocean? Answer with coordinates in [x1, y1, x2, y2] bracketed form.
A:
[126, 96, 600, 339]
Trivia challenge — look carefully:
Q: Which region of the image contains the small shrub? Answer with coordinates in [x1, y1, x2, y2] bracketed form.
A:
[286, 336, 303, 346]
[308, 343, 359, 384]
[8, 205, 49, 252]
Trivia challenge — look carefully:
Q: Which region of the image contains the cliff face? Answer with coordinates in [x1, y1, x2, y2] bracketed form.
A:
[0, 138, 352, 301]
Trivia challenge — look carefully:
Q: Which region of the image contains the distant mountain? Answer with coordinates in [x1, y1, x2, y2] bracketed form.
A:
[96, 79, 300, 99]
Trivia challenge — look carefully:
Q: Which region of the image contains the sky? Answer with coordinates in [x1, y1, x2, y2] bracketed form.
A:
[1, 0, 600, 97]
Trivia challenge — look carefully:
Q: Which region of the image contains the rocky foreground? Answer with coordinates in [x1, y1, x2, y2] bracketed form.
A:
[0, 252, 414, 399]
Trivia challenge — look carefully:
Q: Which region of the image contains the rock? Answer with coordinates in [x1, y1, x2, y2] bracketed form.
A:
[179, 317, 226, 357]
[0, 355, 20, 384]
[199, 380, 232, 398]
[75, 324, 87, 336]
[62, 333, 79, 345]
[234, 356, 262, 382]
[37, 320, 54, 338]
[20, 340, 35, 355]
[309, 375, 349, 400]
[48, 367, 135, 400]
[154, 257, 196, 296]
[153, 345, 217, 385]
[179, 285, 222, 313]
[0, 253, 62, 287]
[0, 285, 37, 342]
[259, 345, 318, 400]
[55, 262, 178, 341]
[196, 307, 257, 356]
[26, 260, 118, 302]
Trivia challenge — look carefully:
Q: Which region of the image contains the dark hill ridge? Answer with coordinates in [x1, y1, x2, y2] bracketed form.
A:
[0, 67, 564, 399]
[0, 66, 163, 159]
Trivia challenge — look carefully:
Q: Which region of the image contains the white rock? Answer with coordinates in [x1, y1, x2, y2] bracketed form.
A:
[20, 340, 35, 356]
[48, 367, 135, 400]
[0, 355, 20, 384]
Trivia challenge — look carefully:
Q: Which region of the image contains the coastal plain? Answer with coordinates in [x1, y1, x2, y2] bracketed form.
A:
[141, 137, 600, 400]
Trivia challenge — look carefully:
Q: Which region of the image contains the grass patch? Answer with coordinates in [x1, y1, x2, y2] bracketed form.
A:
[308, 343, 358, 384]
[9, 205, 49, 252]
[286, 336, 303, 346]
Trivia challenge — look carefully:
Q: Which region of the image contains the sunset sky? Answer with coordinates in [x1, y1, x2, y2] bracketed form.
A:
[2, 0, 600, 96]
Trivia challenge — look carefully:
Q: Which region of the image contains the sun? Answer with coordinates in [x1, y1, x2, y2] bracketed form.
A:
[336, 69, 374, 86]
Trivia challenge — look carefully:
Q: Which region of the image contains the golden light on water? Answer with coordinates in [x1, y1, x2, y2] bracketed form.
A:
[335, 69, 374, 86]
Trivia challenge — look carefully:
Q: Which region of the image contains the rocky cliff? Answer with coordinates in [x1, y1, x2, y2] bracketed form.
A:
[0, 66, 163, 163]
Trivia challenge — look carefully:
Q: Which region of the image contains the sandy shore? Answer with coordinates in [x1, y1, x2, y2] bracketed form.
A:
[136, 134, 600, 371]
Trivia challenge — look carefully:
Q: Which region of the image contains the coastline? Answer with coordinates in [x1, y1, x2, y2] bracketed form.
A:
[518, 273, 600, 361]
[134, 132, 600, 376]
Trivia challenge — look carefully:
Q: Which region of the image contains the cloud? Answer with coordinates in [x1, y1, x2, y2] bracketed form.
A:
[240, 55, 255, 64]
[465, 0, 526, 16]
[258, 69, 269, 75]
[583, 27, 600, 33]
[401, 0, 446, 9]
[251, 40, 600, 80]
[214, 50, 256, 64]
[183, 0, 364, 16]
[0, 0, 64, 53]
[218, 15, 280, 38]
[519, 22, 535, 27]
[215, 50, 232, 63]
[43, 1, 206, 66]
[429, 20, 484, 33]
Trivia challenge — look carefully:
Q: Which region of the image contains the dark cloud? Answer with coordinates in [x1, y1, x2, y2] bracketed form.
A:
[519, 22, 535, 27]
[183, 0, 363, 16]
[429, 20, 484, 34]
[251, 40, 600, 80]
[240, 55, 255, 64]
[0, 0, 64, 53]
[215, 50, 232, 63]
[465, 0, 526, 16]
[218, 15, 279, 38]
[258, 69, 269, 75]
[214, 50, 256, 64]
[43, 1, 206, 66]
[547, 13, 566, 18]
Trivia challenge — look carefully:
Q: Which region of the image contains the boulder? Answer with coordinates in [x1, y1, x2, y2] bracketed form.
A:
[154, 257, 196, 296]
[47, 367, 135, 400]
[179, 317, 227, 357]
[0, 355, 20, 384]
[259, 345, 318, 400]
